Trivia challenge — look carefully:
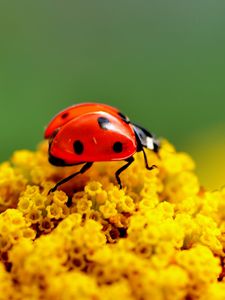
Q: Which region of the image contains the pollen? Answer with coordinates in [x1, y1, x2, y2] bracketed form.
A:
[0, 139, 225, 299]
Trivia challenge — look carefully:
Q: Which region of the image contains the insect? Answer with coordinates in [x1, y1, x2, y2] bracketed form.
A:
[45, 103, 159, 193]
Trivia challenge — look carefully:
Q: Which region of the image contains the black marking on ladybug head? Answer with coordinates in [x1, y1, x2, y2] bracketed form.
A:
[118, 112, 130, 123]
[113, 141, 123, 153]
[132, 123, 159, 153]
[73, 140, 84, 155]
[97, 116, 111, 130]
[61, 112, 69, 119]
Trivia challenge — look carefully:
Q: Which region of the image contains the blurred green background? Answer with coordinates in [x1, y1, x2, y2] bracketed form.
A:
[0, 1, 224, 188]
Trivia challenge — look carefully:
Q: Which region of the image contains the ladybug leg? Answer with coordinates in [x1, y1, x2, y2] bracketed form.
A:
[142, 147, 157, 170]
[48, 162, 93, 194]
[115, 156, 134, 189]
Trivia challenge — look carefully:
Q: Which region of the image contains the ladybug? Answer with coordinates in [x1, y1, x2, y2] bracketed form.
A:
[45, 103, 159, 193]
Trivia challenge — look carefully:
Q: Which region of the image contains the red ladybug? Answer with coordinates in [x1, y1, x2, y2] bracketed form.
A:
[45, 103, 159, 193]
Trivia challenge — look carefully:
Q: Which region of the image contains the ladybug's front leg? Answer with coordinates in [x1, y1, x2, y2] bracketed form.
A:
[141, 147, 157, 171]
[48, 162, 93, 194]
[115, 156, 134, 189]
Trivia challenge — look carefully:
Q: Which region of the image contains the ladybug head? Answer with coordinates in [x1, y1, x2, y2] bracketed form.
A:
[132, 124, 159, 153]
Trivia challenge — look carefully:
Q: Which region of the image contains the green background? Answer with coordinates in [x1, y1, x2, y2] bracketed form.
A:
[0, 1, 225, 168]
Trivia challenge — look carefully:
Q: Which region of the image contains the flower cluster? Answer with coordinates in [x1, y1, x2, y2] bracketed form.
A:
[0, 140, 225, 299]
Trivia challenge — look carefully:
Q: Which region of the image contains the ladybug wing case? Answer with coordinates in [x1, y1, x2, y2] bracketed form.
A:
[44, 103, 121, 139]
[48, 111, 137, 165]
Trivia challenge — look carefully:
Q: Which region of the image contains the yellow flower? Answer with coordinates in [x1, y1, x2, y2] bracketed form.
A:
[0, 139, 224, 299]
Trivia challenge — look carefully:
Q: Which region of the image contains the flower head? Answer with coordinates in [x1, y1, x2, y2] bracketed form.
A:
[0, 139, 224, 299]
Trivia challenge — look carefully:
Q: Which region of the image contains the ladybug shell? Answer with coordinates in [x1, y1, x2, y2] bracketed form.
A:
[49, 111, 137, 164]
[45, 103, 122, 139]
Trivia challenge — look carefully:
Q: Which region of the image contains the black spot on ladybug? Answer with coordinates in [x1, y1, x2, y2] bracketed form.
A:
[73, 140, 84, 155]
[118, 112, 130, 123]
[61, 112, 69, 119]
[97, 117, 111, 130]
[113, 141, 123, 153]
[49, 129, 59, 144]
